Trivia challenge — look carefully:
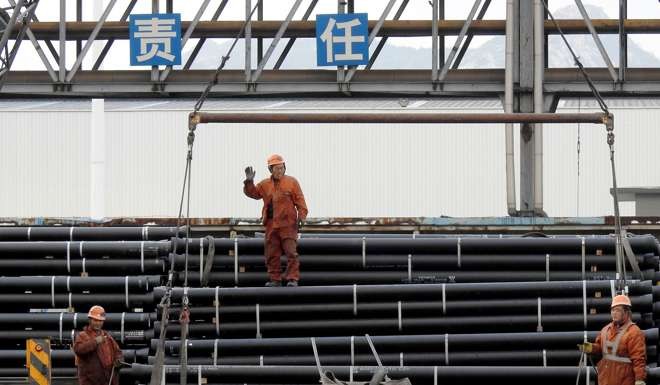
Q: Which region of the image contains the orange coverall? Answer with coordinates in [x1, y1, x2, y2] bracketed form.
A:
[591, 321, 647, 385]
[244, 175, 308, 282]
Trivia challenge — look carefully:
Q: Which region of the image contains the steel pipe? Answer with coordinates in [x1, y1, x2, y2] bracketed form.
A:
[0, 226, 182, 241]
[191, 112, 608, 126]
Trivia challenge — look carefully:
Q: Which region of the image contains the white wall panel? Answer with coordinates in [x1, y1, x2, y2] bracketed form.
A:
[1, 101, 658, 219]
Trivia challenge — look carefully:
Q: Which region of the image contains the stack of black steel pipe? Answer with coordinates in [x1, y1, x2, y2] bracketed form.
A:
[1, 227, 660, 384]
[169, 235, 660, 286]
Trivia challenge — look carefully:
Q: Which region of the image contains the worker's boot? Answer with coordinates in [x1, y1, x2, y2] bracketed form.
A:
[286, 280, 298, 287]
[265, 280, 282, 287]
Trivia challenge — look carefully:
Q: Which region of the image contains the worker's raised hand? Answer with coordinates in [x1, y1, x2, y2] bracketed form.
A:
[245, 166, 256, 182]
[95, 335, 106, 345]
[577, 342, 592, 353]
[635, 381, 646, 385]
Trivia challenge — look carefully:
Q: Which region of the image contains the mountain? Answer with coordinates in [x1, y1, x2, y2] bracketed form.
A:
[182, 4, 660, 70]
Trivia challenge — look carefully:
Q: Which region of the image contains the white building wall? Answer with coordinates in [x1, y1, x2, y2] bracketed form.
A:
[1, 100, 658, 219]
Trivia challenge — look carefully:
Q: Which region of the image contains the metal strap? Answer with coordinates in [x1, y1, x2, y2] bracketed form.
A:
[59, 312, 63, 342]
[434, 366, 437, 385]
[71, 330, 75, 344]
[350, 366, 353, 383]
[610, 280, 616, 298]
[215, 286, 220, 336]
[51, 276, 56, 307]
[69, 227, 74, 241]
[234, 238, 239, 286]
[73, 313, 77, 329]
[125, 276, 130, 309]
[27, 227, 31, 241]
[442, 284, 446, 315]
[407, 254, 412, 281]
[199, 238, 204, 285]
[79, 241, 85, 257]
[545, 254, 550, 281]
[197, 365, 202, 385]
[259, 355, 263, 366]
[66, 276, 70, 292]
[581, 237, 586, 280]
[603, 354, 632, 363]
[398, 301, 402, 332]
[457, 238, 462, 268]
[536, 297, 543, 332]
[121, 312, 125, 344]
[68, 293, 72, 309]
[82, 258, 86, 274]
[350, 336, 355, 366]
[584, 331, 588, 343]
[256, 303, 261, 338]
[400, 352, 404, 367]
[353, 284, 358, 316]
[141, 226, 147, 240]
[444, 333, 449, 365]
[144, 226, 150, 241]
[140, 242, 145, 273]
[542, 349, 547, 367]
[213, 338, 218, 366]
[582, 280, 587, 329]
[362, 237, 366, 268]
[66, 242, 71, 273]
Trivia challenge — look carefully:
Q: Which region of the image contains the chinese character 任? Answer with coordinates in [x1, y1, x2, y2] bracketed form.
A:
[320, 17, 365, 63]
[134, 17, 177, 63]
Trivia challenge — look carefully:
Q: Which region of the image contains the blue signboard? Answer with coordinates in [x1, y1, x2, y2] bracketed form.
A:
[129, 13, 182, 66]
[316, 13, 369, 66]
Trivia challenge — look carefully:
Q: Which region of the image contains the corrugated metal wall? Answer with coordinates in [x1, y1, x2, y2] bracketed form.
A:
[1, 101, 657, 218]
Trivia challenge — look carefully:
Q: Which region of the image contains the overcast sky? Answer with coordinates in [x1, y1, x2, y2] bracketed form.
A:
[11, 0, 660, 70]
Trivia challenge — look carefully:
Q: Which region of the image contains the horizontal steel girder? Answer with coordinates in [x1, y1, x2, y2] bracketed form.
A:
[10, 19, 660, 40]
[4, 68, 660, 97]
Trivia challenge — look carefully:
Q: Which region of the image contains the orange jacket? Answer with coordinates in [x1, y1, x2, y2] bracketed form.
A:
[591, 321, 646, 385]
[244, 175, 308, 228]
[73, 326, 123, 385]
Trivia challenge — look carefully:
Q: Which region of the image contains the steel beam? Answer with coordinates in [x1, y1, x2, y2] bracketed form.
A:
[437, 0, 482, 82]
[92, 0, 137, 71]
[431, 0, 439, 81]
[58, 0, 65, 83]
[345, 0, 397, 83]
[574, 0, 618, 82]
[519, 0, 537, 215]
[65, 0, 117, 82]
[150, 0, 158, 83]
[250, 0, 303, 83]
[366, 0, 409, 70]
[191, 112, 608, 126]
[245, 0, 252, 83]
[159, 0, 211, 83]
[183, 0, 229, 70]
[452, 0, 491, 70]
[619, 0, 627, 82]
[273, 0, 319, 70]
[12, 19, 660, 40]
[5, 68, 660, 97]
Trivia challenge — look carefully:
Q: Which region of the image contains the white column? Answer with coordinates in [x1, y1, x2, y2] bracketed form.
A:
[90, 99, 106, 219]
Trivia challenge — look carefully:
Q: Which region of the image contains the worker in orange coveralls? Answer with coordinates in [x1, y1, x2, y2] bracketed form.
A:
[578, 294, 647, 385]
[243, 154, 308, 287]
[73, 305, 123, 385]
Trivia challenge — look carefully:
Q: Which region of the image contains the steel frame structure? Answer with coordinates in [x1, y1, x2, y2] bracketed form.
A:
[0, 0, 654, 97]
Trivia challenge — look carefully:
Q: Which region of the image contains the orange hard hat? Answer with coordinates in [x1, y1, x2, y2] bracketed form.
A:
[267, 154, 285, 167]
[611, 294, 632, 308]
[88, 305, 106, 321]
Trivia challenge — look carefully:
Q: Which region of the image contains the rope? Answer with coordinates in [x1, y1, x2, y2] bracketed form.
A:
[576, 97, 581, 216]
[192, 0, 263, 114]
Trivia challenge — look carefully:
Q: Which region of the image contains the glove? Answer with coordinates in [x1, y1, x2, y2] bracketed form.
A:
[244, 166, 255, 182]
[113, 359, 122, 368]
[95, 335, 106, 345]
[635, 381, 646, 385]
[577, 342, 593, 353]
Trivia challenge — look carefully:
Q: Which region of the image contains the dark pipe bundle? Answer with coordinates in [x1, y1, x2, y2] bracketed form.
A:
[172, 235, 660, 256]
[0, 228, 659, 385]
[121, 364, 598, 385]
[0, 226, 182, 242]
[151, 330, 660, 366]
